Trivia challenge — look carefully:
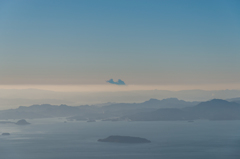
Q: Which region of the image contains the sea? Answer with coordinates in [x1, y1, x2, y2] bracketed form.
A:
[0, 118, 240, 159]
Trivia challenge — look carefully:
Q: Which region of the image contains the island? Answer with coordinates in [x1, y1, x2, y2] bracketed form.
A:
[15, 119, 30, 125]
[98, 135, 151, 143]
[2, 133, 10, 135]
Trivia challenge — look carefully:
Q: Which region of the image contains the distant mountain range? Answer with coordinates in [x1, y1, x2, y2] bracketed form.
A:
[125, 99, 240, 121]
[0, 98, 240, 121]
[2, 88, 240, 110]
[0, 98, 197, 120]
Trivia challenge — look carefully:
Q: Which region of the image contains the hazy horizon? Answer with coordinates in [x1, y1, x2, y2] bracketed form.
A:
[1, 84, 240, 92]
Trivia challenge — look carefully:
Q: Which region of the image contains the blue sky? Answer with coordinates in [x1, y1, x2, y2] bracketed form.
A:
[0, 0, 240, 88]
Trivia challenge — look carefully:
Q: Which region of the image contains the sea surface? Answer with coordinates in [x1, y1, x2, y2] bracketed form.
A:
[0, 119, 240, 159]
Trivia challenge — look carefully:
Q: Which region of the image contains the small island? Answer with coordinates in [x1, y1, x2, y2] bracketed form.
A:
[98, 135, 151, 143]
[2, 133, 10, 135]
[15, 119, 30, 125]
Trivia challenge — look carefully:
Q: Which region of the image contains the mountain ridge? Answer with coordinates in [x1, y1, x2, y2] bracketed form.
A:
[125, 99, 240, 121]
[0, 98, 197, 120]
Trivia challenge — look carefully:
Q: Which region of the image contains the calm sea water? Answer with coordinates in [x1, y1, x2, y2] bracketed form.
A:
[0, 119, 240, 159]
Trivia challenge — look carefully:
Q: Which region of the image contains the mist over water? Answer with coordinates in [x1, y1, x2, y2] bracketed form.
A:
[0, 119, 240, 159]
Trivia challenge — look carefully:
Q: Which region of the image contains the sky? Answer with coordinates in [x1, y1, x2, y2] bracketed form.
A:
[0, 0, 240, 91]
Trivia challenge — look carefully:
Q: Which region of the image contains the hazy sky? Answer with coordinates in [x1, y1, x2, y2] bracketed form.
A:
[0, 0, 240, 90]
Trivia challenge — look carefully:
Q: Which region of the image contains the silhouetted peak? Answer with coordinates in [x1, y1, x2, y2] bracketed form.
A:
[31, 104, 54, 108]
[196, 99, 240, 108]
[59, 104, 68, 107]
[149, 98, 160, 102]
[208, 99, 230, 104]
[161, 98, 180, 102]
[143, 98, 161, 104]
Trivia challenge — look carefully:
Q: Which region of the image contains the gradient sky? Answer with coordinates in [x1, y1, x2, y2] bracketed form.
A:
[0, 0, 240, 88]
